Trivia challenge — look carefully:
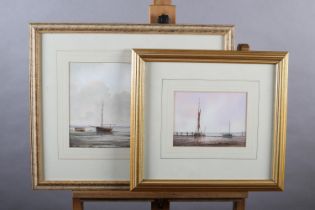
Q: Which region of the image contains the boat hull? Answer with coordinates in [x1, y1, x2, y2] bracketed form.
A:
[222, 133, 233, 138]
[96, 127, 113, 133]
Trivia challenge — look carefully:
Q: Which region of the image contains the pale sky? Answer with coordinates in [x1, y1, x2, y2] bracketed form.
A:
[70, 62, 131, 126]
[174, 92, 247, 133]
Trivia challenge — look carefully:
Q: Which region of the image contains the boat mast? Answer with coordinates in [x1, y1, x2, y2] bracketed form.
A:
[101, 102, 104, 127]
[197, 99, 201, 133]
[229, 120, 231, 134]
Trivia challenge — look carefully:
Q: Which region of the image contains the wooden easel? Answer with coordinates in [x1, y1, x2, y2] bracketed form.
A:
[72, 1, 250, 209]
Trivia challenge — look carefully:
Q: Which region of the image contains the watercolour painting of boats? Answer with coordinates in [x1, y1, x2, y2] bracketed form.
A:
[69, 63, 131, 148]
[173, 91, 247, 147]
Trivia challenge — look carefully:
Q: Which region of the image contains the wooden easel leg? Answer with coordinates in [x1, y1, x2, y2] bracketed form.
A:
[73, 198, 84, 210]
[151, 199, 170, 210]
[233, 198, 246, 210]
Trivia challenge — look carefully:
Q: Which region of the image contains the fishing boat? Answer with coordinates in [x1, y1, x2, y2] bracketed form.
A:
[95, 102, 113, 134]
[74, 127, 85, 132]
[96, 126, 112, 133]
[222, 121, 233, 138]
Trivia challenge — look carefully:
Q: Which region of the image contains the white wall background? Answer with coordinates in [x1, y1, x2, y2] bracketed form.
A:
[0, 0, 314, 209]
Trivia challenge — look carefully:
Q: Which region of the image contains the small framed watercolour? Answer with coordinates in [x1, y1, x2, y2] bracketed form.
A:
[29, 24, 234, 189]
[130, 49, 288, 191]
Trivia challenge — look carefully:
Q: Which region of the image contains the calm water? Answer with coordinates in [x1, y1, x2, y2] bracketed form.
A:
[70, 126, 130, 148]
[173, 135, 246, 147]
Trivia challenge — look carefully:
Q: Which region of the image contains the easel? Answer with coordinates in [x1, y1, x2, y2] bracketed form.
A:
[72, 1, 250, 209]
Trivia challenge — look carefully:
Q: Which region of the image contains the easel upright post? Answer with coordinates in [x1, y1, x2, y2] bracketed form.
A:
[149, 0, 176, 24]
[149, 3, 173, 208]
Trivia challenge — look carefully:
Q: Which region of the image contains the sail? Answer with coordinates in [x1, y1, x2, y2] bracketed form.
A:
[197, 106, 201, 133]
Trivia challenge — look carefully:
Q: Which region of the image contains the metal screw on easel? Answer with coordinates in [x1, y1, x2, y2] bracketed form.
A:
[158, 14, 170, 24]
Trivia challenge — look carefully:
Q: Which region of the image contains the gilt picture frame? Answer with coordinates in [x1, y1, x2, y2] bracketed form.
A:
[29, 23, 234, 190]
[130, 49, 288, 191]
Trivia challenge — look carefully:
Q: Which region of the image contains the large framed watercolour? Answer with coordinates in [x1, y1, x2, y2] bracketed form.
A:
[29, 24, 234, 189]
[130, 49, 288, 191]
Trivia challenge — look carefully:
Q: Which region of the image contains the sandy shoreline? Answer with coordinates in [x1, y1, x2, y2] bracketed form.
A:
[173, 135, 246, 147]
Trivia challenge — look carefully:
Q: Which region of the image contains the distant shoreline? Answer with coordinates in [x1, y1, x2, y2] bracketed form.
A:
[173, 135, 246, 147]
[69, 127, 130, 148]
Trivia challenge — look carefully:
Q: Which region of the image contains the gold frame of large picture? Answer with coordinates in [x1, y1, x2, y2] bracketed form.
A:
[130, 49, 288, 191]
[29, 23, 234, 190]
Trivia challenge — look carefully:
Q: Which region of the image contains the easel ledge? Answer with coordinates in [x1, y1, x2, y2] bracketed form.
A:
[72, 1, 250, 210]
[73, 191, 248, 210]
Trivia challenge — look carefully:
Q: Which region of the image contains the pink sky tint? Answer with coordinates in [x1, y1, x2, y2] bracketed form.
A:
[174, 92, 247, 133]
